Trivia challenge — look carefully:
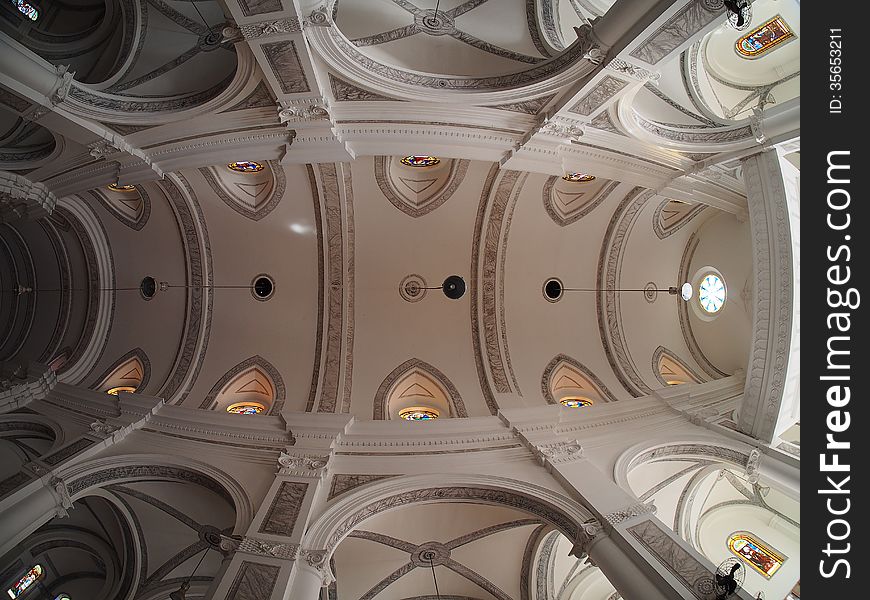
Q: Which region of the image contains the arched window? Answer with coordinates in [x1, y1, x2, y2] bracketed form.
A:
[6, 565, 43, 598]
[94, 349, 149, 395]
[735, 16, 795, 59]
[374, 359, 466, 420]
[727, 532, 786, 578]
[542, 355, 616, 406]
[654, 347, 703, 387]
[202, 356, 285, 415]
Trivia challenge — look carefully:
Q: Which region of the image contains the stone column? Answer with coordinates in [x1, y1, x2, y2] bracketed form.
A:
[208, 412, 352, 600]
[516, 435, 754, 600]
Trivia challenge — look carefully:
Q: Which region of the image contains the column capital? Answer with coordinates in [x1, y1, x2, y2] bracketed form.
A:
[277, 450, 331, 479]
[298, 548, 334, 584]
[533, 439, 585, 466]
[569, 518, 607, 561]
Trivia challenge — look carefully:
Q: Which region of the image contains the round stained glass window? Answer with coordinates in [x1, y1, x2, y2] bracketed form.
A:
[698, 273, 726, 313]
[107, 386, 137, 396]
[108, 183, 137, 192]
[398, 407, 439, 421]
[226, 402, 265, 415]
[400, 155, 440, 167]
[560, 397, 593, 408]
[562, 172, 595, 183]
[227, 161, 264, 173]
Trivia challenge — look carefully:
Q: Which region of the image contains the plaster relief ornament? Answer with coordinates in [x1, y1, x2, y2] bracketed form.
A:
[574, 25, 606, 65]
[278, 101, 329, 123]
[536, 439, 584, 464]
[89, 420, 119, 435]
[570, 519, 605, 559]
[745, 447, 762, 484]
[277, 451, 330, 476]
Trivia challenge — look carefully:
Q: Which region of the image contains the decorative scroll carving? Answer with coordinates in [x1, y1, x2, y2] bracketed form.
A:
[240, 18, 302, 39]
[569, 519, 605, 559]
[604, 502, 657, 525]
[278, 100, 329, 123]
[238, 537, 300, 559]
[627, 519, 716, 600]
[745, 448, 762, 484]
[277, 451, 330, 477]
[535, 440, 584, 465]
[89, 420, 120, 436]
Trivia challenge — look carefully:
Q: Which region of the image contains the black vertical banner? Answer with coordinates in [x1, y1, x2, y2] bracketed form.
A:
[803, 1, 866, 597]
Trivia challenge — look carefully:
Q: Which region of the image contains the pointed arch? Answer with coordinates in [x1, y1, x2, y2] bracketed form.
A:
[199, 160, 286, 221]
[541, 354, 617, 405]
[652, 198, 705, 239]
[199, 355, 286, 415]
[373, 359, 466, 420]
[90, 348, 150, 394]
[653, 346, 705, 387]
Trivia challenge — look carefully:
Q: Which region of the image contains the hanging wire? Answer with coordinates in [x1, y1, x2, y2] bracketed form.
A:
[188, 0, 212, 34]
[427, 554, 442, 600]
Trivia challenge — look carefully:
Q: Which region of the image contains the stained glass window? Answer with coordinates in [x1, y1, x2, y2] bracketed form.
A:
[10, 0, 38, 20]
[54, 595, 70, 600]
[398, 407, 439, 421]
[6, 565, 43, 599]
[226, 402, 265, 415]
[698, 273, 726, 313]
[400, 156, 440, 167]
[735, 16, 795, 59]
[107, 183, 137, 192]
[560, 397, 593, 408]
[227, 161, 264, 173]
[106, 386, 137, 396]
[562, 172, 596, 182]
[727, 532, 786, 578]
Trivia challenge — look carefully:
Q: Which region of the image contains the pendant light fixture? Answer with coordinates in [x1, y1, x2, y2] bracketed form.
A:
[169, 547, 210, 600]
[543, 278, 692, 303]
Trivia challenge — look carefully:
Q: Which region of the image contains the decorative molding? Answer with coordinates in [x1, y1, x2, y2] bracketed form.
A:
[222, 82, 275, 112]
[226, 560, 281, 600]
[261, 40, 311, 94]
[237, 538, 299, 560]
[200, 160, 285, 222]
[604, 502, 657, 525]
[627, 519, 716, 600]
[259, 481, 310, 536]
[240, 18, 302, 39]
[278, 99, 330, 123]
[487, 94, 555, 115]
[322, 24, 589, 91]
[0, 171, 58, 222]
[156, 176, 213, 404]
[277, 451, 330, 478]
[739, 151, 793, 442]
[745, 447, 762, 484]
[569, 75, 628, 116]
[42, 437, 96, 466]
[328, 73, 399, 102]
[569, 519, 605, 559]
[629, 1, 724, 66]
[86, 186, 152, 231]
[328, 474, 398, 501]
[596, 187, 657, 397]
[326, 486, 578, 552]
[534, 439, 584, 465]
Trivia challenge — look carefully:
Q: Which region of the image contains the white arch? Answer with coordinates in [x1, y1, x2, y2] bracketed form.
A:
[302, 472, 593, 567]
[57, 452, 254, 535]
